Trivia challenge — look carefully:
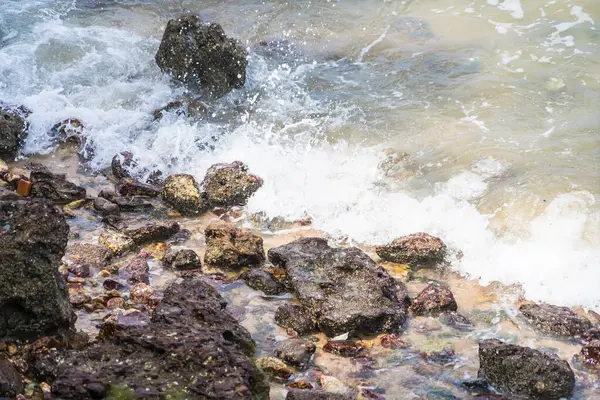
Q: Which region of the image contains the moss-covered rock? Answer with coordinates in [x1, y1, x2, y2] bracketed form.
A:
[161, 174, 208, 216]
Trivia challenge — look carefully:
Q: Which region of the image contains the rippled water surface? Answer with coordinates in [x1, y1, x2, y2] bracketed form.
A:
[1, 0, 599, 310]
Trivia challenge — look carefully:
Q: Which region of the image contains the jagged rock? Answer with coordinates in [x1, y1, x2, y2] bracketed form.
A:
[0, 358, 23, 398]
[269, 237, 409, 337]
[155, 15, 247, 98]
[578, 341, 600, 370]
[410, 284, 457, 316]
[119, 257, 150, 284]
[439, 312, 473, 331]
[163, 249, 202, 271]
[153, 98, 208, 121]
[241, 268, 285, 295]
[478, 339, 575, 399]
[99, 232, 136, 256]
[111, 152, 136, 180]
[129, 283, 155, 305]
[201, 161, 263, 207]
[204, 220, 265, 270]
[64, 243, 112, 268]
[161, 174, 208, 216]
[255, 357, 294, 381]
[0, 186, 22, 201]
[376, 232, 447, 266]
[115, 177, 160, 197]
[114, 196, 154, 212]
[0, 107, 27, 160]
[49, 278, 270, 399]
[274, 339, 316, 370]
[123, 222, 180, 245]
[323, 340, 364, 358]
[275, 304, 316, 335]
[93, 197, 119, 215]
[30, 169, 86, 204]
[0, 198, 74, 340]
[519, 302, 592, 338]
[67, 264, 90, 278]
[286, 389, 353, 400]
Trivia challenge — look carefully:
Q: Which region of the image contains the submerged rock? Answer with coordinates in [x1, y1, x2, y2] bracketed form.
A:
[478, 339, 574, 399]
[286, 389, 353, 400]
[275, 304, 316, 335]
[0, 107, 27, 161]
[98, 231, 136, 256]
[204, 220, 265, 270]
[92, 197, 119, 215]
[410, 284, 457, 316]
[49, 278, 269, 399]
[256, 356, 294, 381]
[323, 340, 364, 358]
[115, 177, 160, 197]
[0, 198, 74, 340]
[269, 237, 409, 337]
[113, 196, 155, 212]
[155, 15, 247, 98]
[0, 358, 23, 398]
[161, 174, 208, 216]
[376, 232, 446, 266]
[274, 339, 316, 370]
[64, 243, 112, 269]
[241, 268, 285, 295]
[153, 98, 208, 121]
[123, 221, 180, 245]
[519, 302, 592, 338]
[163, 248, 202, 271]
[578, 341, 600, 370]
[119, 257, 150, 284]
[30, 169, 86, 204]
[201, 161, 263, 207]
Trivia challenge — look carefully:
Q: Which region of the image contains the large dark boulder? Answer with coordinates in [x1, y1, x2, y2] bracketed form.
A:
[0, 107, 27, 161]
[268, 237, 409, 337]
[0, 198, 74, 340]
[48, 278, 269, 399]
[478, 339, 575, 399]
[155, 15, 247, 98]
[519, 302, 592, 338]
[30, 169, 86, 204]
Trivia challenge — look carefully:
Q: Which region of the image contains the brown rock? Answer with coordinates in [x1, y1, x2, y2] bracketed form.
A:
[201, 161, 263, 207]
[323, 340, 364, 357]
[115, 177, 160, 197]
[130, 283, 154, 304]
[274, 339, 316, 370]
[0, 107, 27, 161]
[410, 284, 457, 316]
[0, 358, 24, 398]
[119, 257, 150, 284]
[30, 169, 86, 204]
[106, 297, 125, 310]
[376, 232, 447, 266]
[163, 249, 201, 271]
[124, 222, 180, 245]
[287, 380, 314, 390]
[379, 334, 408, 349]
[68, 287, 91, 308]
[65, 243, 112, 268]
[255, 357, 294, 381]
[519, 303, 592, 338]
[67, 264, 90, 278]
[274, 304, 316, 336]
[578, 341, 600, 370]
[240, 268, 285, 295]
[204, 220, 265, 270]
[161, 174, 208, 216]
[286, 389, 353, 400]
[99, 232, 136, 256]
[93, 197, 119, 216]
[111, 152, 136, 180]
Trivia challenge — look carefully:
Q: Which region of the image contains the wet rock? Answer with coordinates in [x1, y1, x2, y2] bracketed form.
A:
[519, 302, 592, 338]
[0, 198, 74, 340]
[67, 264, 90, 278]
[0, 358, 23, 398]
[201, 161, 263, 207]
[92, 197, 119, 215]
[274, 339, 316, 370]
[256, 357, 294, 381]
[123, 221, 180, 245]
[98, 189, 117, 203]
[417, 341, 455, 364]
[114, 196, 154, 212]
[65, 243, 112, 268]
[163, 248, 201, 271]
[410, 284, 457, 316]
[106, 297, 124, 310]
[50, 118, 84, 146]
[439, 312, 473, 331]
[287, 380, 313, 390]
[204, 220, 265, 270]
[119, 257, 150, 284]
[478, 339, 575, 399]
[111, 152, 136, 180]
[47, 278, 270, 399]
[30, 169, 86, 204]
[319, 375, 349, 395]
[323, 340, 364, 358]
[0, 187, 21, 201]
[115, 177, 160, 197]
[161, 174, 208, 216]
[153, 98, 208, 121]
[379, 334, 408, 349]
[0, 107, 27, 161]
[269, 237, 409, 337]
[358, 388, 385, 400]
[577, 341, 600, 370]
[376, 232, 447, 266]
[68, 287, 91, 308]
[459, 379, 492, 396]
[155, 15, 247, 98]
[241, 268, 285, 295]
[286, 389, 353, 400]
[98, 232, 136, 256]
[129, 283, 154, 305]
[275, 304, 316, 335]
[583, 327, 600, 343]
[102, 278, 125, 291]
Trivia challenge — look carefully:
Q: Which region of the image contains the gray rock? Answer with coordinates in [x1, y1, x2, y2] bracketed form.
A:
[30, 169, 86, 204]
[111, 151, 136, 180]
[519, 302, 592, 338]
[274, 338, 316, 370]
[275, 304, 316, 335]
[0, 107, 27, 161]
[0, 198, 74, 340]
[478, 339, 575, 399]
[269, 237, 409, 337]
[376, 232, 447, 266]
[0, 358, 23, 398]
[201, 161, 263, 207]
[155, 15, 247, 98]
[64, 243, 112, 268]
[241, 268, 285, 295]
[93, 197, 119, 216]
[163, 249, 202, 271]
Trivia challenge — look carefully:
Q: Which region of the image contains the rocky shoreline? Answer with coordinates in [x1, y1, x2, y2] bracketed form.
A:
[1, 14, 599, 400]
